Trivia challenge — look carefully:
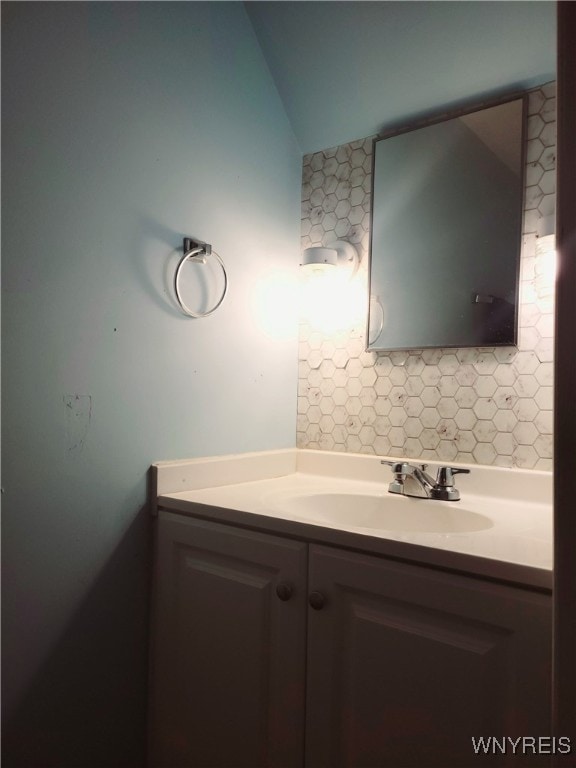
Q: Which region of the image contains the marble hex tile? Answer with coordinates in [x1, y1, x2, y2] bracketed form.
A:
[297, 84, 556, 467]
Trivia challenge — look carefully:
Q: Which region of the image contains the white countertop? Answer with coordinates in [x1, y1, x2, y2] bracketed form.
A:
[153, 449, 553, 590]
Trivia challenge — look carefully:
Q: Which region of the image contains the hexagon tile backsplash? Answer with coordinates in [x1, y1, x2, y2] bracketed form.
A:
[297, 83, 556, 470]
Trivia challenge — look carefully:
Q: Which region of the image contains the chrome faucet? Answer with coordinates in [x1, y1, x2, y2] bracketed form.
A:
[381, 460, 470, 501]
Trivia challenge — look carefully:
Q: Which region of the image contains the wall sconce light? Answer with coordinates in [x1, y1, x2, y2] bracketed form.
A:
[301, 240, 359, 279]
[299, 240, 364, 334]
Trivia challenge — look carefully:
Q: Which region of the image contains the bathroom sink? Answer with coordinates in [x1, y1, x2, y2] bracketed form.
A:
[269, 491, 493, 534]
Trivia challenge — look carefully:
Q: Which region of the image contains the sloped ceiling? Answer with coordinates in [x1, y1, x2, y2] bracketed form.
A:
[245, 1, 556, 154]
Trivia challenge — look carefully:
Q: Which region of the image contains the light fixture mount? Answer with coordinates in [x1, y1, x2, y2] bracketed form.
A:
[301, 240, 359, 277]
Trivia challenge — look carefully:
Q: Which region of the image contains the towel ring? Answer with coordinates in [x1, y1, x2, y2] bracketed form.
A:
[174, 238, 228, 318]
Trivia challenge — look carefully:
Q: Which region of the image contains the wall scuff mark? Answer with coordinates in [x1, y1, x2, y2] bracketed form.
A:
[64, 395, 92, 456]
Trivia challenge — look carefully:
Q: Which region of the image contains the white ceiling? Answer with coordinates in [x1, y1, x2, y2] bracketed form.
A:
[245, 1, 556, 154]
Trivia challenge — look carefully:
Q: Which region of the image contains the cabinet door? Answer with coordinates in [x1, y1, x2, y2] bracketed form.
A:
[305, 545, 551, 768]
[150, 512, 308, 768]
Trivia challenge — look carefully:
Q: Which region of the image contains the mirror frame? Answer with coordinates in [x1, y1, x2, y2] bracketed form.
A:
[366, 92, 528, 352]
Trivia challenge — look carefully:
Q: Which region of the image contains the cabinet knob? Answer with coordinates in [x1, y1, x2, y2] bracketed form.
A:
[276, 582, 293, 601]
[308, 591, 325, 610]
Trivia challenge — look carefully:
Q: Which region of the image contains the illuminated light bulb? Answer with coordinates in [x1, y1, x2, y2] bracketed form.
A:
[300, 268, 367, 335]
[299, 241, 363, 334]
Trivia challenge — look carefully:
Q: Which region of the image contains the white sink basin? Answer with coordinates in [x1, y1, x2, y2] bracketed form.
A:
[155, 449, 553, 583]
[269, 491, 494, 534]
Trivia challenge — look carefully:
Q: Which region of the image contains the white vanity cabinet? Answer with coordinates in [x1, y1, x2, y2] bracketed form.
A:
[305, 545, 551, 768]
[149, 512, 308, 768]
[149, 510, 551, 768]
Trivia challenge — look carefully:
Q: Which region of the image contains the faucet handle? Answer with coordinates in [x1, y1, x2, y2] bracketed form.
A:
[381, 460, 411, 474]
[436, 466, 471, 487]
[381, 460, 409, 495]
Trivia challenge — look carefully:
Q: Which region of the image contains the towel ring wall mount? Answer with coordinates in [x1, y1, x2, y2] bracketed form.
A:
[174, 237, 228, 318]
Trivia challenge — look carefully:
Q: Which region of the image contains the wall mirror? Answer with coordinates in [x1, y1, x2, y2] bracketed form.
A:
[367, 95, 526, 351]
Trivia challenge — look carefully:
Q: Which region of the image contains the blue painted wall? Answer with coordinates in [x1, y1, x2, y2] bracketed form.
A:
[1, 3, 300, 765]
[247, 1, 556, 153]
